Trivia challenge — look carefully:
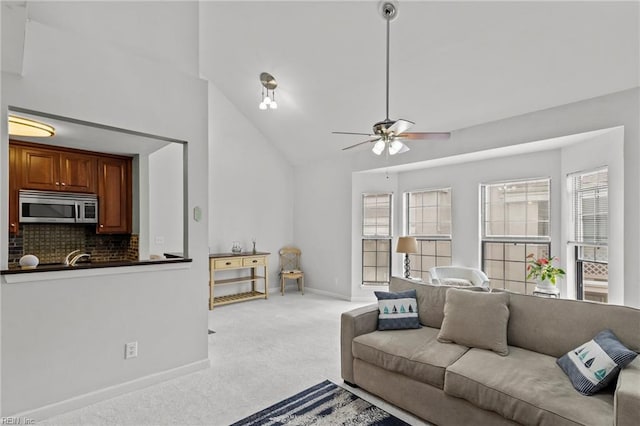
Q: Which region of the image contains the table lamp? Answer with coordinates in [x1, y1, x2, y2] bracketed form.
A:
[396, 236, 418, 278]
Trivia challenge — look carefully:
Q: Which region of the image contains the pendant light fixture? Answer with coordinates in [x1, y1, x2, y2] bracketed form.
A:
[8, 115, 55, 137]
[258, 72, 278, 110]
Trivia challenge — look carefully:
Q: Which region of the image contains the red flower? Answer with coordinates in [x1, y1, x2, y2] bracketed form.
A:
[539, 258, 548, 265]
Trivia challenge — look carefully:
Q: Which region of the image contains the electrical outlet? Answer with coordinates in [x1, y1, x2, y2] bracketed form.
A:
[125, 342, 138, 359]
[155, 236, 164, 245]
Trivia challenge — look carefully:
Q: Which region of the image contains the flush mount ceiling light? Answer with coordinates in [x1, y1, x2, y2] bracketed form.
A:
[333, 1, 450, 156]
[258, 72, 278, 110]
[8, 115, 56, 137]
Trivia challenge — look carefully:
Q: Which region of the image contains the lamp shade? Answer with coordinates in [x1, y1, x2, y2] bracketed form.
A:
[396, 236, 418, 254]
[372, 139, 385, 155]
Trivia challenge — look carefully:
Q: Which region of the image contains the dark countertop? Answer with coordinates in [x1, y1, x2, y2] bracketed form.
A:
[1, 257, 192, 275]
[208, 251, 270, 258]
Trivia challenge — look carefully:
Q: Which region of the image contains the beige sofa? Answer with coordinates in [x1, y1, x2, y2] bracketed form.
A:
[341, 277, 640, 426]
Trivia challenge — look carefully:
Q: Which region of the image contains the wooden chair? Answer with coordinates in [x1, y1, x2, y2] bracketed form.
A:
[279, 246, 304, 295]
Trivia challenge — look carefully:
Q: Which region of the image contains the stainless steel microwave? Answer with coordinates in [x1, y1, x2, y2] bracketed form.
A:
[19, 190, 98, 224]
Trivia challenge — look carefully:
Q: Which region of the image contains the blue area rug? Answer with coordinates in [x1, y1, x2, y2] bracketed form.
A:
[231, 380, 410, 425]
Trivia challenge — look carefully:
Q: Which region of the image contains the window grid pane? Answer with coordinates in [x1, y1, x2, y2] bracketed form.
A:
[362, 238, 391, 285]
[406, 188, 451, 238]
[409, 239, 452, 282]
[362, 193, 392, 237]
[482, 241, 550, 294]
[482, 179, 550, 239]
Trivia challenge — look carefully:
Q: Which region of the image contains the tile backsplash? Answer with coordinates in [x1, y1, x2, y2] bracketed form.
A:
[8, 224, 138, 266]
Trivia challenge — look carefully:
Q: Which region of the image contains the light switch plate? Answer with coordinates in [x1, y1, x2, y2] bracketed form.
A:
[193, 206, 202, 222]
[125, 342, 138, 359]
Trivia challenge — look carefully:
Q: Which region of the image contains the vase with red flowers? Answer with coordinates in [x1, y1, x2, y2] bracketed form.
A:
[526, 254, 566, 290]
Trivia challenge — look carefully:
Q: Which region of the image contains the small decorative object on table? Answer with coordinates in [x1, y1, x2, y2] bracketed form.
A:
[231, 241, 242, 254]
[252, 238, 256, 254]
[19, 254, 39, 270]
[527, 253, 565, 298]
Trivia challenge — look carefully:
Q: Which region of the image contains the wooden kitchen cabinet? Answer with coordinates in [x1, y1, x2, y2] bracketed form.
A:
[8, 144, 18, 234]
[9, 141, 132, 234]
[17, 143, 96, 193]
[59, 151, 97, 193]
[97, 156, 132, 234]
[20, 145, 58, 191]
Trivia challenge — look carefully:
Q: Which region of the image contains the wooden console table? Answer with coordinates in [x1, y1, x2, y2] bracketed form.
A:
[209, 252, 270, 309]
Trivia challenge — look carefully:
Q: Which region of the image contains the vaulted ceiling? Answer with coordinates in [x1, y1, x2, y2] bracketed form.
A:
[199, 1, 639, 165]
[4, 1, 639, 166]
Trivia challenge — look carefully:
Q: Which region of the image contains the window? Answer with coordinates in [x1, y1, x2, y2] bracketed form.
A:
[407, 188, 451, 237]
[569, 168, 608, 302]
[483, 242, 549, 294]
[362, 193, 392, 285]
[405, 188, 452, 281]
[481, 178, 551, 293]
[482, 179, 550, 239]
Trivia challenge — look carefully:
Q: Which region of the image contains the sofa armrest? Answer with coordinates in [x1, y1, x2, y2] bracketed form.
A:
[615, 357, 640, 426]
[340, 304, 379, 383]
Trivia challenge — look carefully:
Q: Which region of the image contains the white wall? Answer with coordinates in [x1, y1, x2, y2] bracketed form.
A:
[1, 6, 209, 418]
[208, 84, 294, 292]
[293, 155, 354, 300]
[295, 88, 640, 307]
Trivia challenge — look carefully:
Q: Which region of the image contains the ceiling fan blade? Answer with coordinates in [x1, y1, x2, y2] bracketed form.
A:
[397, 132, 451, 140]
[387, 119, 415, 136]
[332, 131, 374, 136]
[342, 137, 381, 151]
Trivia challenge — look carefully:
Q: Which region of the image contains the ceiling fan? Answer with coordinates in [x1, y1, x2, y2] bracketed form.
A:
[334, 1, 450, 155]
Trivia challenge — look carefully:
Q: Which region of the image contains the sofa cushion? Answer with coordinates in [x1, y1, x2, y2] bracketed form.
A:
[438, 289, 510, 356]
[505, 291, 640, 358]
[557, 329, 638, 396]
[374, 289, 420, 330]
[352, 326, 469, 389]
[390, 276, 486, 328]
[445, 347, 614, 426]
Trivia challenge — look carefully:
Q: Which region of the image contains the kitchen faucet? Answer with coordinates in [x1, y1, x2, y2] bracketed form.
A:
[63, 250, 91, 266]
[69, 253, 91, 266]
[63, 250, 80, 266]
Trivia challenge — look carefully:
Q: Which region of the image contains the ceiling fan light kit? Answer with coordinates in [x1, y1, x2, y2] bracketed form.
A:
[258, 72, 278, 110]
[333, 1, 450, 156]
[8, 115, 56, 137]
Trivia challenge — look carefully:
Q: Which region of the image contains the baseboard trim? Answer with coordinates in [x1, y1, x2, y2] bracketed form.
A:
[303, 287, 351, 301]
[12, 358, 210, 421]
[349, 296, 378, 303]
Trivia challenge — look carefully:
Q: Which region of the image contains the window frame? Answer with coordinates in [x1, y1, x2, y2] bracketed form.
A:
[480, 177, 551, 242]
[361, 192, 393, 286]
[568, 167, 608, 246]
[405, 187, 452, 239]
[480, 177, 552, 293]
[404, 187, 453, 280]
[568, 167, 609, 302]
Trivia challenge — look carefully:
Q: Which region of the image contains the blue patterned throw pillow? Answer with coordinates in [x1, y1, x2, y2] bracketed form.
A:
[557, 329, 638, 395]
[374, 289, 420, 330]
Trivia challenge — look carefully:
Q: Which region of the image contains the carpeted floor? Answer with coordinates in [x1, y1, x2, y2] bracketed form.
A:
[40, 292, 427, 425]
